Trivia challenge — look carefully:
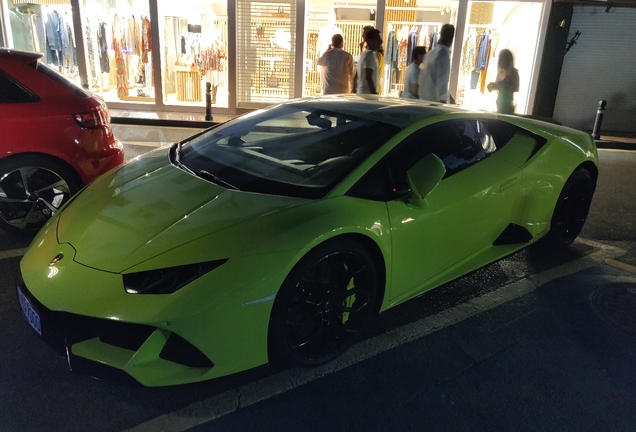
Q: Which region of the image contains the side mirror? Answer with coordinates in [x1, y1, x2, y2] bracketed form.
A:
[406, 153, 446, 201]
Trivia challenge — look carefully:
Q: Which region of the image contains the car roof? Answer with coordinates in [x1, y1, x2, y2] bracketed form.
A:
[285, 95, 478, 128]
[0, 48, 43, 63]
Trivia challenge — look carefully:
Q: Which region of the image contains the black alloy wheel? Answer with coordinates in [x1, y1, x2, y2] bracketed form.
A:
[0, 155, 81, 234]
[547, 167, 596, 247]
[269, 238, 379, 367]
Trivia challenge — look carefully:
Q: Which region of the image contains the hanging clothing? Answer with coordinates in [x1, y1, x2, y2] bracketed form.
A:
[460, 31, 476, 76]
[97, 21, 110, 73]
[201, 37, 226, 72]
[112, 15, 128, 98]
[475, 31, 492, 93]
[85, 18, 97, 85]
[475, 31, 491, 71]
[406, 30, 417, 65]
[45, 11, 63, 66]
[141, 16, 152, 64]
[429, 28, 438, 51]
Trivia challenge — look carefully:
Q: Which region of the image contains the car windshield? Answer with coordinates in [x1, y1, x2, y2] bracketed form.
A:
[179, 103, 400, 199]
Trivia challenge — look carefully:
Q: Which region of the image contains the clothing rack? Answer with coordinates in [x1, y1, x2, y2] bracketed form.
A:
[388, 21, 443, 26]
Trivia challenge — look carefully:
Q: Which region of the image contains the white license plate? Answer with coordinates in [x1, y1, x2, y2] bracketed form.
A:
[18, 287, 42, 336]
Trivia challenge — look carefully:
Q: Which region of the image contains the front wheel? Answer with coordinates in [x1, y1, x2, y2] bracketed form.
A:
[0, 155, 81, 234]
[546, 167, 596, 247]
[269, 238, 380, 367]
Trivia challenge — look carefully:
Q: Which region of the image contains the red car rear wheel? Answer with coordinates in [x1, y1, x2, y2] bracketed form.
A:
[0, 154, 81, 234]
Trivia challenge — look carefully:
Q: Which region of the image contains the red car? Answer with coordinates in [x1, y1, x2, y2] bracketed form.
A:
[0, 49, 124, 234]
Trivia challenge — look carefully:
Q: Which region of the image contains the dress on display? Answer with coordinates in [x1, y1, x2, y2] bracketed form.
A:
[112, 15, 128, 98]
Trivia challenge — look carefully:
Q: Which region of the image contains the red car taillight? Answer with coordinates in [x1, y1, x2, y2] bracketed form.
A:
[73, 106, 110, 129]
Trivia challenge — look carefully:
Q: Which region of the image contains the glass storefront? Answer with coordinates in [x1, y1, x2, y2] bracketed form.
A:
[3, 0, 79, 84]
[157, 0, 228, 108]
[305, 2, 374, 97]
[81, 0, 155, 104]
[455, 1, 543, 113]
[0, 0, 548, 115]
[383, 0, 459, 97]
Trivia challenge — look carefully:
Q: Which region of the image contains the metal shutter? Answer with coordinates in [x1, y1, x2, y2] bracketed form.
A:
[236, 0, 297, 109]
[552, 6, 636, 132]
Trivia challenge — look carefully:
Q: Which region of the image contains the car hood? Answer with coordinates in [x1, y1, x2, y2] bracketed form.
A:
[57, 150, 309, 273]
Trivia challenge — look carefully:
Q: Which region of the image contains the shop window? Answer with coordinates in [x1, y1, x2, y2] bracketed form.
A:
[303, 7, 373, 97]
[81, 0, 154, 104]
[158, 1, 228, 109]
[5, 2, 80, 85]
[455, 1, 543, 114]
[383, 0, 458, 97]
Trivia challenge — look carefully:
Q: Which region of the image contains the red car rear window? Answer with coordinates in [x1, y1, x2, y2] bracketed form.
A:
[0, 69, 39, 103]
[30, 60, 92, 98]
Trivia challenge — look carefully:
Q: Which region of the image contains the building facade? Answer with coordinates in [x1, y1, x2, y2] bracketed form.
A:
[1, 0, 552, 117]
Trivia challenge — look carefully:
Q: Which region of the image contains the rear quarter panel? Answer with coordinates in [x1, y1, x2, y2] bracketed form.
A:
[502, 116, 598, 238]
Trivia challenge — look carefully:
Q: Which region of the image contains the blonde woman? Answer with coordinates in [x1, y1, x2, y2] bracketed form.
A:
[487, 49, 520, 114]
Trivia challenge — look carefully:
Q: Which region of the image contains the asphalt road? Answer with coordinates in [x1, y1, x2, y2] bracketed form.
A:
[0, 139, 634, 432]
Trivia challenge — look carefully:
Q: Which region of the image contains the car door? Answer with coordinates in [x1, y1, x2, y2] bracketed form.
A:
[385, 119, 522, 302]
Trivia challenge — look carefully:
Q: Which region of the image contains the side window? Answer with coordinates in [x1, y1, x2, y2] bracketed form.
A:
[0, 70, 39, 104]
[387, 120, 491, 180]
[348, 119, 503, 202]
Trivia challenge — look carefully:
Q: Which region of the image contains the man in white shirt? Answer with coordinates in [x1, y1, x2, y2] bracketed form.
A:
[356, 29, 382, 95]
[419, 24, 455, 103]
[317, 34, 354, 94]
[401, 46, 426, 99]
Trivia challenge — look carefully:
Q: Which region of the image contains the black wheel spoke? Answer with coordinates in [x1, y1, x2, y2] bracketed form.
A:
[12, 203, 37, 229]
[0, 196, 30, 204]
[19, 168, 31, 196]
[33, 177, 70, 195]
[278, 248, 378, 365]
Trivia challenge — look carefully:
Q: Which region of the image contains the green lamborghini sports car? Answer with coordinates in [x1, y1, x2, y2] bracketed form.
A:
[17, 96, 598, 386]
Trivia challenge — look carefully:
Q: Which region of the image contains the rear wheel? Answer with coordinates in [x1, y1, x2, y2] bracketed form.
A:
[546, 167, 596, 247]
[0, 155, 81, 234]
[269, 238, 379, 367]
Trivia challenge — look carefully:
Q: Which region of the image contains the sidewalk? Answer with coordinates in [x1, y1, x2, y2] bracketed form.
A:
[597, 132, 636, 151]
[110, 108, 236, 128]
[110, 108, 636, 150]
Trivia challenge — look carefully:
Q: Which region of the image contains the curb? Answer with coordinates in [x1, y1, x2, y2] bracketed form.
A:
[595, 140, 636, 151]
[111, 117, 220, 129]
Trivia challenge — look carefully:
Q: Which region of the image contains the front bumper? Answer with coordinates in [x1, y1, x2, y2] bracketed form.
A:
[16, 270, 216, 386]
[17, 218, 296, 386]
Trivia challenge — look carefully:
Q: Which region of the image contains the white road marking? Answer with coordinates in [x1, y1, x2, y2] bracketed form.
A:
[124, 239, 626, 432]
[0, 248, 29, 261]
[606, 259, 636, 274]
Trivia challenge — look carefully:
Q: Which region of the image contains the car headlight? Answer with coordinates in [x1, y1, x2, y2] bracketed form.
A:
[123, 259, 228, 294]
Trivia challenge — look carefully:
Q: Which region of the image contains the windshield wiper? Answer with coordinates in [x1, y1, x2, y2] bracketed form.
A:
[196, 169, 239, 190]
[170, 142, 196, 174]
[170, 142, 238, 190]
[176, 142, 183, 163]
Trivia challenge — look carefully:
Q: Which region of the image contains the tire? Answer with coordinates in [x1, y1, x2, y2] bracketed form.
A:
[546, 167, 596, 247]
[269, 238, 380, 368]
[0, 154, 81, 234]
